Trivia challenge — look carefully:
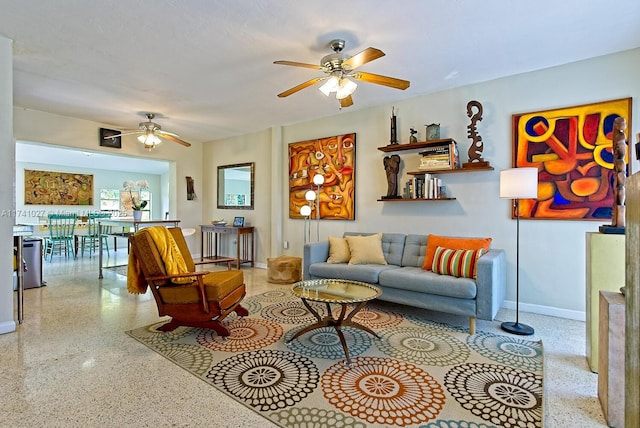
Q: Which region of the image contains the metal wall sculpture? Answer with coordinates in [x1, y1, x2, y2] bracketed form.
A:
[512, 98, 631, 220]
[288, 133, 356, 220]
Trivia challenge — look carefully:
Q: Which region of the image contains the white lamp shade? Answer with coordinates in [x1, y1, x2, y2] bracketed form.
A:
[304, 190, 317, 201]
[500, 168, 539, 199]
[300, 205, 311, 216]
[318, 76, 339, 96]
[336, 78, 357, 100]
[313, 174, 325, 186]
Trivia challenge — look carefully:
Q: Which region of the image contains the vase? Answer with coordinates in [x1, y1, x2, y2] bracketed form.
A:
[133, 210, 142, 222]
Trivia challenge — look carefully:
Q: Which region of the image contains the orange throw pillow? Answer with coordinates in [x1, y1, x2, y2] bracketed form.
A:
[422, 234, 492, 270]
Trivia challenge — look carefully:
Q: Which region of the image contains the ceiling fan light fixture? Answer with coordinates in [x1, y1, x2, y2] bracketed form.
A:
[318, 76, 340, 97]
[137, 132, 161, 150]
[336, 78, 357, 100]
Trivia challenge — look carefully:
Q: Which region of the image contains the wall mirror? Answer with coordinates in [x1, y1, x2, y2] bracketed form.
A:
[217, 162, 254, 210]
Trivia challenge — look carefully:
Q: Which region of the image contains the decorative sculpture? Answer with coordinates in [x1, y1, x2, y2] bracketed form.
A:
[612, 117, 627, 228]
[599, 116, 627, 234]
[390, 107, 398, 145]
[463, 100, 491, 169]
[409, 128, 418, 143]
[382, 155, 401, 199]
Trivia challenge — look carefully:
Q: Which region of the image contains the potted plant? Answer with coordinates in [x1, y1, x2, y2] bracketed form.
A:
[123, 180, 148, 221]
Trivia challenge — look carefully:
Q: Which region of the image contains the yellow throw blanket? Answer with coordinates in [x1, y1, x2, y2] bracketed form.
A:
[127, 226, 194, 294]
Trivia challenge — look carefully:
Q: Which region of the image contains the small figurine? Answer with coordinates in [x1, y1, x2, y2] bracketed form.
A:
[409, 128, 418, 143]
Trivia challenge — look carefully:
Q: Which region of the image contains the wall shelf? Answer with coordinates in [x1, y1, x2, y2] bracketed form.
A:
[377, 139, 456, 153]
[407, 165, 494, 175]
[377, 197, 456, 202]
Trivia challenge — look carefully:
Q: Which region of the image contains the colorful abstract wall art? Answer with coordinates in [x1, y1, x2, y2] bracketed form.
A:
[24, 169, 93, 205]
[289, 133, 356, 220]
[512, 98, 632, 220]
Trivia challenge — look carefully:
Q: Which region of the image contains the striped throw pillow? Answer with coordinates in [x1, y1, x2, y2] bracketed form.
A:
[431, 246, 485, 278]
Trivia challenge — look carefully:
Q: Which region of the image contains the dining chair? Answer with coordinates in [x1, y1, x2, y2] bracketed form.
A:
[44, 213, 77, 262]
[81, 212, 112, 258]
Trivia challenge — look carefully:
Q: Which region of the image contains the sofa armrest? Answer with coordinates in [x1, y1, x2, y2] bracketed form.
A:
[475, 249, 506, 321]
[303, 241, 330, 280]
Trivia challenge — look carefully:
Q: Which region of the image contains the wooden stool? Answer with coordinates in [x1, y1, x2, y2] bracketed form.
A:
[267, 256, 302, 284]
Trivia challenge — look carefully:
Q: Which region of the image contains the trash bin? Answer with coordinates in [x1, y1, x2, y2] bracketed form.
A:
[22, 237, 44, 289]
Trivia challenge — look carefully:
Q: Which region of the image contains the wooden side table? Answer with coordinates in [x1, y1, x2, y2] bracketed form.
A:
[200, 225, 255, 269]
[598, 290, 625, 428]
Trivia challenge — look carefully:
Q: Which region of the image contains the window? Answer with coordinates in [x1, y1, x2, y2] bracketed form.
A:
[99, 189, 151, 219]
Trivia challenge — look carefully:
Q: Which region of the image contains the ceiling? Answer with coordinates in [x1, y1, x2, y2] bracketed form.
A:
[2, 0, 640, 145]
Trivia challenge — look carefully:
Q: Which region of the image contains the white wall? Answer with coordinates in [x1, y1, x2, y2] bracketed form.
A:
[206, 48, 640, 319]
[203, 129, 273, 267]
[0, 36, 15, 334]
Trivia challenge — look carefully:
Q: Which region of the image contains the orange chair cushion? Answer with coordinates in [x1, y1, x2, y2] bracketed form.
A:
[158, 270, 244, 304]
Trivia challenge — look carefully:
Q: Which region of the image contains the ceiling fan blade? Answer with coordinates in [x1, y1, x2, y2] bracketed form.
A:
[274, 60, 323, 70]
[352, 71, 410, 90]
[157, 131, 191, 147]
[339, 95, 354, 108]
[277, 77, 326, 97]
[103, 130, 140, 139]
[341, 47, 385, 71]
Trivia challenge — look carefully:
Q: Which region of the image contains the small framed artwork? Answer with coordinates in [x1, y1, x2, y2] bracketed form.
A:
[99, 128, 122, 149]
[233, 216, 244, 227]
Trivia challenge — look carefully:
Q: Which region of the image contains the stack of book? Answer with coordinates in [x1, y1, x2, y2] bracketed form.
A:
[418, 141, 460, 171]
[404, 175, 444, 199]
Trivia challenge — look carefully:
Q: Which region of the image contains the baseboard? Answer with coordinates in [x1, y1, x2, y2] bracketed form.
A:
[502, 300, 586, 321]
[0, 320, 17, 335]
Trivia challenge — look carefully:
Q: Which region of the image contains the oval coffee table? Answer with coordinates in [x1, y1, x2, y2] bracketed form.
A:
[288, 279, 382, 365]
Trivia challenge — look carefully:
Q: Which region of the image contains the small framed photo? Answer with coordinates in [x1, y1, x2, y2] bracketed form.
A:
[233, 216, 244, 227]
[100, 128, 122, 149]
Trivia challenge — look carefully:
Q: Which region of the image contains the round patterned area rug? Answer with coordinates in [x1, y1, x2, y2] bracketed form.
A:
[127, 287, 544, 427]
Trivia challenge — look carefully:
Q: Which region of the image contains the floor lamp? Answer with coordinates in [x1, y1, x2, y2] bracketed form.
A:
[499, 167, 538, 336]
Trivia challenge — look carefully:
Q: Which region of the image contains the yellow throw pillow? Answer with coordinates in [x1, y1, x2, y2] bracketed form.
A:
[345, 233, 387, 265]
[326, 236, 351, 263]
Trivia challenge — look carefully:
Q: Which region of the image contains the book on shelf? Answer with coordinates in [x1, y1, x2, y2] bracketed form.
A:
[418, 141, 460, 170]
[404, 176, 443, 199]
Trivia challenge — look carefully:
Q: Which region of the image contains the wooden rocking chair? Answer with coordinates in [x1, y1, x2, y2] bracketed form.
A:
[128, 226, 248, 335]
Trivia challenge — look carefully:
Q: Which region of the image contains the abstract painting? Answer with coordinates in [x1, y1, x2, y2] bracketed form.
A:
[289, 133, 356, 220]
[24, 169, 93, 205]
[512, 98, 631, 220]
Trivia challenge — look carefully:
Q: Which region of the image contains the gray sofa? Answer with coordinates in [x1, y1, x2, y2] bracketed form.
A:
[303, 232, 506, 333]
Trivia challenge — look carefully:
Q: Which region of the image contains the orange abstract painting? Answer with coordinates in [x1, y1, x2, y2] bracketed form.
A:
[512, 98, 632, 220]
[289, 133, 356, 220]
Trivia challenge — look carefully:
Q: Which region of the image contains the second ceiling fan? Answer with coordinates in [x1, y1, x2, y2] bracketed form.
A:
[106, 113, 191, 150]
[274, 39, 410, 108]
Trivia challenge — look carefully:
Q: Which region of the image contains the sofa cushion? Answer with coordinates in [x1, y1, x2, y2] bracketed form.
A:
[344, 232, 406, 266]
[422, 234, 492, 270]
[308, 262, 399, 284]
[326, 236, 351, 263]
[346, 233, 387, 265]
[378, 266, 477, 299]
[432, 247, 485, 278]
[401, 234, 428, 268]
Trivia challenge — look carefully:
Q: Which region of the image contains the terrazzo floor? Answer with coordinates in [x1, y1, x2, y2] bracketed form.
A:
[0, 248, 608, 427]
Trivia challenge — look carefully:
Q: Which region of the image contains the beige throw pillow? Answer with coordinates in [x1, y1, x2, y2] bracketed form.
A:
[345, 233, 387, 265]
[326, 236, 351, 263]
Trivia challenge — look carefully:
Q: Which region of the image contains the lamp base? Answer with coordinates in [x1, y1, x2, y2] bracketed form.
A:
[501, 321, 534, 336]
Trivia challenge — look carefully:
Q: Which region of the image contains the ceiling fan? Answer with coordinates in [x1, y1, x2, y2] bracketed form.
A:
[106, 113, 192, 150]
[274, 39, 410, 108]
